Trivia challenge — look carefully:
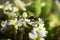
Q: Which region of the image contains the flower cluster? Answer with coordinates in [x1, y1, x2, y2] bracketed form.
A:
[29, 18, 48, 40]
[0, 0, 47, 40]
[1, 12, 47, 40]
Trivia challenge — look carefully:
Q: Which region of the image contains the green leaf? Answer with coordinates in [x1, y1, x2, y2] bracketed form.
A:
[42, 0, 53, 14]
[30, 0, 42, 17]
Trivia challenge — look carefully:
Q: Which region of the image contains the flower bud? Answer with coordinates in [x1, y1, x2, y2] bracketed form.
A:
[22, 12, 27, 19]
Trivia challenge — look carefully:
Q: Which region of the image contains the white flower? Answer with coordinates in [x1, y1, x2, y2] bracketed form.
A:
[4, 1, 12, 11]
[29, 27, 46, 40]
[17, 19, 30, 27]
[14, 0, 26, 11]
[8, 18, 17, 25]
[36, 27, 48, 37]
[29, 26, 47, 40]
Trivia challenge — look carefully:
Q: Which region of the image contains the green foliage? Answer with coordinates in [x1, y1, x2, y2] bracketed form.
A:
[42, 0, 53, 14]
[28, 0, 41, 17]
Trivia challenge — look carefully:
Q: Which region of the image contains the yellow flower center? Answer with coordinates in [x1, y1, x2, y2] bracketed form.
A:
[13, 21, 17, 25]
[34, 36, 40, 40]
[37, 27, 42, 31]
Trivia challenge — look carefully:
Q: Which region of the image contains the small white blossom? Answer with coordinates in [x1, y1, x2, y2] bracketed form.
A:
[14, 0, 26, 11]
[17, 19, 30, 27]
[4, 1, 12, 10]
[36, 27, 48, 37]
[8, 18, 17, 25]
[29, 26, 47, 40]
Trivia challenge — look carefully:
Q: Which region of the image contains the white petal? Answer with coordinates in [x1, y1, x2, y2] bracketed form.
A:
[39, 24, 44, 27]
[29, 33, 35, 39]
[40, 38, 44, 40]
[38, 31, 47, 37]
[25, 19, 30, 23]
[17, 23, 22, 27]
[38, 18, 42, 21]
[32, 28, 37, 35]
